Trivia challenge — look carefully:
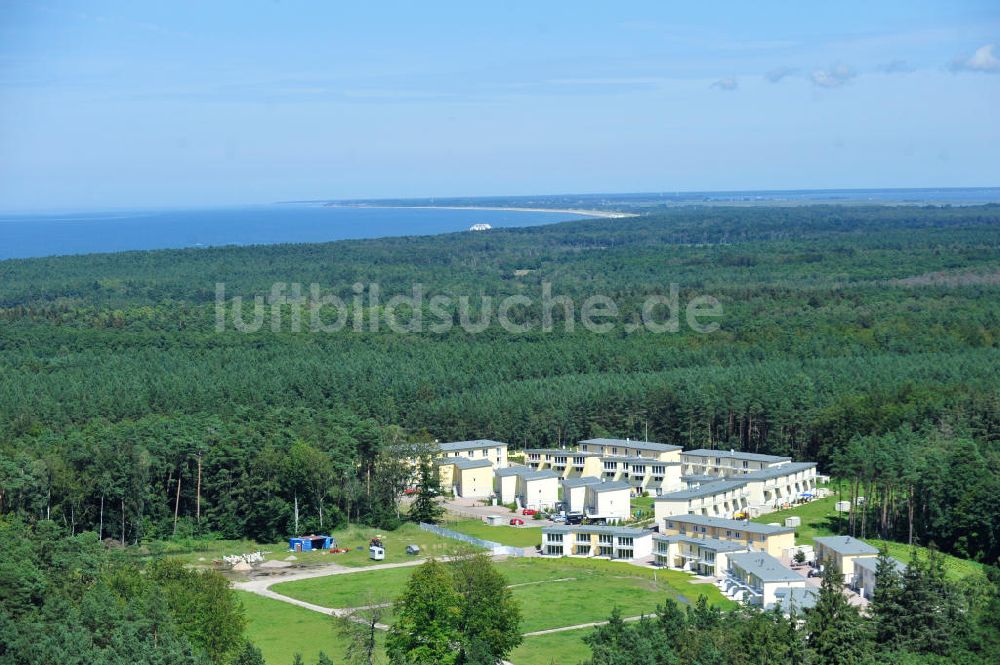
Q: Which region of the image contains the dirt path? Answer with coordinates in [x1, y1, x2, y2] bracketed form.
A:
[522, 614, 647, 637]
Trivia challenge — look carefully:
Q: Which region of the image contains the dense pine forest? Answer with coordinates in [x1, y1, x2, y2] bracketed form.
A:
[1, 205, 998, 562]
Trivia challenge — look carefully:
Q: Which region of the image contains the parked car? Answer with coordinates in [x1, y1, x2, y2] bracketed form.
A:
[565, 512, 584, 525]
[521, 508, 538, 516]
[509, 518, 525, 526]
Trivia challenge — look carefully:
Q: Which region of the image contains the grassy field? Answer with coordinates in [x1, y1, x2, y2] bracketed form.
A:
[443, 518, 544, 548]
[238, 591, 358, 665]
[513, 628, 593, 665]
[254, 555, 735, 664]
[275, 556, 734, 627]
[751, 493, 983, 580]
[153, 523, 471, 568]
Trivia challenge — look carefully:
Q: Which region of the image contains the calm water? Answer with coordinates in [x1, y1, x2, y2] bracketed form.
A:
[0, 206, 589, 260]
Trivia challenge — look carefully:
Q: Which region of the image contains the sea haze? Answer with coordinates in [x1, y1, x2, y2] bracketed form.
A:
[0, 206, 588, 260]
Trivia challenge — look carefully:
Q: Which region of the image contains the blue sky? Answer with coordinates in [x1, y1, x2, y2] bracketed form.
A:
[1, 1, 998, 211]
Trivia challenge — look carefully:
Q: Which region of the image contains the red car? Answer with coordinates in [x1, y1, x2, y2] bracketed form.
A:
[521, 508, 537, 516]
[509, 518, 525, 526]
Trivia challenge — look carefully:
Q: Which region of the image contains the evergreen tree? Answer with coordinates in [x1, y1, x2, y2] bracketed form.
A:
[805, 558, 871, 665]
[870, 547, 905, 650]
[408, 459, 444, 525]
[233, 642, 266, 665]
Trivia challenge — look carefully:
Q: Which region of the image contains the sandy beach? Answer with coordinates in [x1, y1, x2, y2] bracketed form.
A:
[323, 204, 638, 219]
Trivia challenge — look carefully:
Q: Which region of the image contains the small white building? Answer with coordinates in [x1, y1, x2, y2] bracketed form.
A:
[519, 470, 560, 510]
[724, 551, 812, 610]
[493, 466, 559, 509]
[584, 480, 633, 523]
[541, 525, 653, 561]
[851, 555, 906, 599]
[561, 476, 603, 513]
[813, 536, 880, 583]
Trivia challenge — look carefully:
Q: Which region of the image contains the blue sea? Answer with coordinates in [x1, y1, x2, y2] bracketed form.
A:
[0, 205, 589, 260]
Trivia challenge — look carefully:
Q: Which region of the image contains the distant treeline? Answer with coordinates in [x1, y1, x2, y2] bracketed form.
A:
[1, 205, 998, 560]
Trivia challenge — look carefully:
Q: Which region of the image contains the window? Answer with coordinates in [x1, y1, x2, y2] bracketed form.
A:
[599, 534, 613, 544]
[546, 545, 563, 555]
[667, 521, 675, 528]
[547, 533, 563, 543]
[618, 549, 633, 559]
[617, 537, 634, 547]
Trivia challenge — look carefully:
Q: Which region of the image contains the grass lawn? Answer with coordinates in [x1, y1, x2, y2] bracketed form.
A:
[443, 518, 544, 548]
[630, 495, 655, 519]
[275, 555, 734, 632]
[513, 628, 593, 665]
[238, 591, 361, 665]
[152, 523, 471, 569]
[752, 491, 983, 580]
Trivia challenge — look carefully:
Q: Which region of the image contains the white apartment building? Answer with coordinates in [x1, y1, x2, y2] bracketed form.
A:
[723, 551, 814, 610]
[541, 525, 653, 561]
[852, 555, 906, 599]
[653, 479, 750, 521]
[494, 466, 559, 509]
[438, 440, 509, 469]
[653, 533, 750, 576]
[584, 480, 633, 522]
[680, 449, 791, 477]
[578, 438, 683, 461]
[561, 476, 603, 513]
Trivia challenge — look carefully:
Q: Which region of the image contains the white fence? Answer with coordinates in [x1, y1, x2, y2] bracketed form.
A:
[419, 522, 527, 557]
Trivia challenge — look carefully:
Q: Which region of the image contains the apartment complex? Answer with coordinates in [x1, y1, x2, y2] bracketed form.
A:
[654, 461, 819, 519]
[723, 551, 814, 610]
[653, 533, 749, 576]
[813, 536, 880, 583]
[653, 479, 750, 521]
[541, 525, 653, 561]
[527, 439, 685, 495]
[680, 449, 791, 477]
[438, 439, 509, 469]
[658, 514, 795, 558]
[524, 448, 603, 478]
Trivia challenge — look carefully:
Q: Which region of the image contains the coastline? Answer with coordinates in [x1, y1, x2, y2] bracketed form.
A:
[322, 204, 638, 219]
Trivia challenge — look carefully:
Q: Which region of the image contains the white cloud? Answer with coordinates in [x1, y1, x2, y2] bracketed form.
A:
[810, 64, 856, 88]
[765, 66, 796, 83]
[950, 44, 1000, 74]
[711, 77, 738, 91]
[878, 59, 915, 74]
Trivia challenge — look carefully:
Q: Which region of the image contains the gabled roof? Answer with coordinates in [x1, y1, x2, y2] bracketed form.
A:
[562, 476, 604, 488]
[654, 479, 747, 500]
[495, 465, 530, 477]
[524, 448, 592, 456]
[682, 449, 792, 463]
[653, 533, 750, 552]
[589, 480, 633, 493]
[435, 457, 493, 470]
[579, 438, 683, 452]
[660, 514, 794, 536]
[543, 525, 651, 538]
[741, 462, 817, 480]
[814, 536, 879, 556]
[438, 439, 507, 452]
[774, 587, 819, 612]
[520, 469, 561, 482]
[853, 556, 906, 575]
[729, 552, 805, 583]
